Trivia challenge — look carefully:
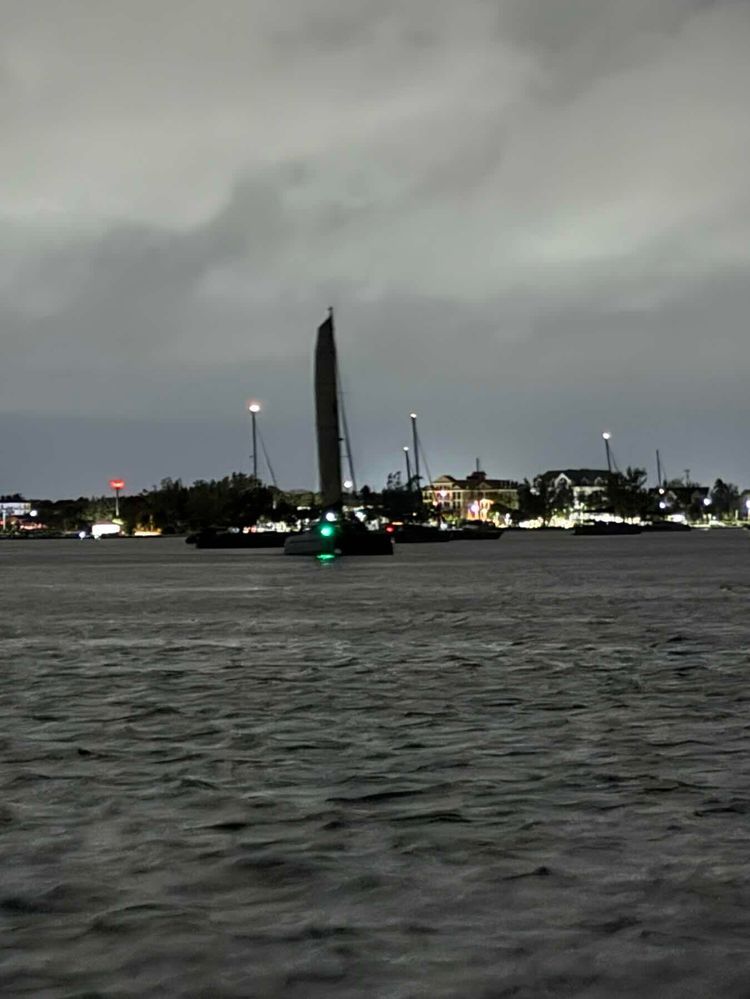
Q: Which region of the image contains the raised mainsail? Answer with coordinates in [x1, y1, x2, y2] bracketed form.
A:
[315, 310, 343, 513]
[283, 310, 392, 556]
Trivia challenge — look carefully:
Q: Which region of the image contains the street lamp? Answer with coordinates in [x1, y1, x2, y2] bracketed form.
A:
[248, 402, 261, 480]
[602, 432, 612, 473]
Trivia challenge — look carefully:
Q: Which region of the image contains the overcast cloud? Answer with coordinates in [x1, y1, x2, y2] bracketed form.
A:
[1, 0, 749, 497]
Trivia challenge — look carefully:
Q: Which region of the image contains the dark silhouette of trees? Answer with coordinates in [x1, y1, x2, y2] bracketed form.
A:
[710, 479, 740, 520]
[605, 467, 649, 520]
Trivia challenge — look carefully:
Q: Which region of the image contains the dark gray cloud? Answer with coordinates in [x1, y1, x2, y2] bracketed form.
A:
[1, 0, 749, 496]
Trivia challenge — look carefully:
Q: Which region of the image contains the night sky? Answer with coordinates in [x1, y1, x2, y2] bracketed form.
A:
[2, 0, 748, 498]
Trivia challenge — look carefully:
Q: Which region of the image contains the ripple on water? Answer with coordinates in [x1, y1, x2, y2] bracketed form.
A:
[1, 534, 750, 997]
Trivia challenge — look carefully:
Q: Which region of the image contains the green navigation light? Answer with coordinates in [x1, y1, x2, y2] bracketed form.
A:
[319, 524, 335, 538]
[316, 553, 336, 562]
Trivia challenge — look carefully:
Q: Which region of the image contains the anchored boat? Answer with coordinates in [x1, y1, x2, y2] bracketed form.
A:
[284, 311, 392, 557]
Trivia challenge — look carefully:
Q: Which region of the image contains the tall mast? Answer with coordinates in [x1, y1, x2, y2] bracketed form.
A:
[315, 309, 343, 512]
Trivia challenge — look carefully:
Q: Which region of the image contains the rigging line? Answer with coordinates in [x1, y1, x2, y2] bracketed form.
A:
[257, 426, 278, 490]
[415, 428, 437, 500]
[335, 358, 357, 494]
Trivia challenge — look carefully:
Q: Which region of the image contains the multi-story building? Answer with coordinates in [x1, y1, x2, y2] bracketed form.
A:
[539, 469, 610, 510]
[424, 470, 520, 522]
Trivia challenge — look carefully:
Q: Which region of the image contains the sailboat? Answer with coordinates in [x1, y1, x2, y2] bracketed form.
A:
[284, 310, 393, 557]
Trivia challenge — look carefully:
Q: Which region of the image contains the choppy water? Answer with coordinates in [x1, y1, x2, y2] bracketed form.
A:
[1, 531, 750, 998]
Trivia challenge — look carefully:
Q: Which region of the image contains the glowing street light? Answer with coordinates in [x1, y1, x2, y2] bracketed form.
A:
[248, 402, 261, 480]
[602, 432, 612, 473]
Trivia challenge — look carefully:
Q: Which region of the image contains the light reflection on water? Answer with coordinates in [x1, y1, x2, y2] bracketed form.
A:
[1, 532, 750, 998]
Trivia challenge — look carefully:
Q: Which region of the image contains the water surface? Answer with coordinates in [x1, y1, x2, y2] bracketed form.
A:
[1, 532, 749, 997]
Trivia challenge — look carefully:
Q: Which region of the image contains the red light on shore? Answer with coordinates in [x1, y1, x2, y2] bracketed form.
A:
[109, 479, 125, 491]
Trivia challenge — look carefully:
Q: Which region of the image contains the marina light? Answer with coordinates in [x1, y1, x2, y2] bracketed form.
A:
[703, 497, 712, 507]
[325, 511, 338, 522]
[109, 479, 125, 491]
[343, 480, 353, 489]
[319, 524, 334, 538]
[248, 402, 261, 413]
[410, 412, 417, 419]
[602, 432, 611, 441]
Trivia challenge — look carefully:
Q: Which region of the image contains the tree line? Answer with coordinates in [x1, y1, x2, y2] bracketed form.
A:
[511, 470, 744, 524]
[4, 469, 746, 535]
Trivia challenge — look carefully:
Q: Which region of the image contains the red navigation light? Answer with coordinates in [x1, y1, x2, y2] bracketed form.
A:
[385, 524, 395, 534]
[109, 479, 125, 491]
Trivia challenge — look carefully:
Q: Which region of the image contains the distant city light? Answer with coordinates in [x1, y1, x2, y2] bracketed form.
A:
[324, 511, 337, 522]
[703, 497, 712, 507]
[92, 522, 121, 539]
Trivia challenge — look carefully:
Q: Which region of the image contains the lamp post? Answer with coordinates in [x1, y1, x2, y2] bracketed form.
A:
[602, 432, 612, 473]
[403, 446, 412, 489]
[248, 402, 260, 481]
[109, 479, 125, 519]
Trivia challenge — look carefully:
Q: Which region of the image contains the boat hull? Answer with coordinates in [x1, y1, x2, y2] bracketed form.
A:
[448, 527, 503, 540]
[188, 530, 288, 548]
[284, 527, 393, 556]
[387, 524, 450, 543]
[573, 523, 641, 536]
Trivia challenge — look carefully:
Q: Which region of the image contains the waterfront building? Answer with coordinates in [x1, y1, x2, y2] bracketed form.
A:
[425, 470, 520, 522]
[539, 469, 610, 510]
